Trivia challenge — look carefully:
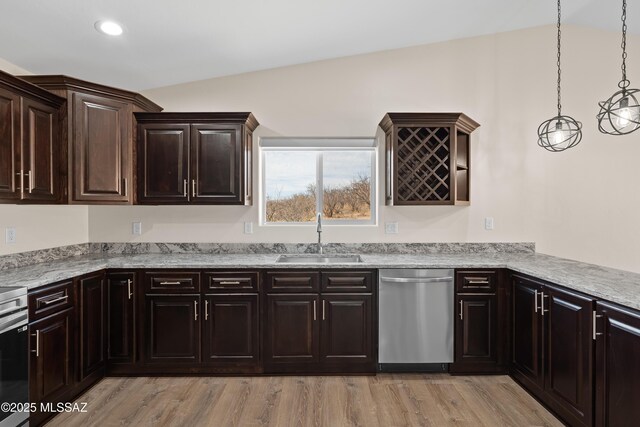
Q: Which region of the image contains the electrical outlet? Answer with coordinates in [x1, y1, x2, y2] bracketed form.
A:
[484, 217, 495, 230]
[5, 227, 16, 244]
[384, 222, 399, 234]
[132, 221, 142, 236]
[244, 222, 254, 234]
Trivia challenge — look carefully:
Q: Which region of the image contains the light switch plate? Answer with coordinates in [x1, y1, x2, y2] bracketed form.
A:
[132, 222, 142, 236]
[5, 227, 16, 244]
[385, 222, 399, 234]
[484, 217, 495, 230]
[244, 222, 254, 234]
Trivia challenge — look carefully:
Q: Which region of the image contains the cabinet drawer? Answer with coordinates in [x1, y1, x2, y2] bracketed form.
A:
[204, 271, 259, 293]
[28, 280, 75, 321]
[321, 271, 373, 293]
[144, 271, 200, 293]
[265, 271, 320, 293]
[456, 270, 497, 293]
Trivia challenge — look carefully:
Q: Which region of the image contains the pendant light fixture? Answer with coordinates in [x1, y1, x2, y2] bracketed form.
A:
[537, 0, 582, 152]
[597, 0, 640, 135]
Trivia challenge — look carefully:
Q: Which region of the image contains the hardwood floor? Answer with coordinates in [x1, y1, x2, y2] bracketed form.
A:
[46, 374, 562, 427]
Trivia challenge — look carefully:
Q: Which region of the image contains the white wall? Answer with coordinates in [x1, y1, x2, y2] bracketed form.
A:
[0, 61, 89, 255]
[86, 25, 640, 273]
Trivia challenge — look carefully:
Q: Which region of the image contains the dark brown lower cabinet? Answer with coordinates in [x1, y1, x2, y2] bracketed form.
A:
[511, 274, 595, 427]
[265, 294, 320, 367]
[29, 308, 75, 426]
[144, 295, 201, 364]
[203, 294, 259, 371]
[595, 302, 640, 427]
[454, 295, 497, 366]
[264, 270, 376, 373]
[321, 294, 373, 364]
[107, 272, 136, 368]
[78, 273, 106, 382]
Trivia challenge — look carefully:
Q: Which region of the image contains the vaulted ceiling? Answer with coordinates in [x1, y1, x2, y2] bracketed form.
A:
[0, 0, 634, 90]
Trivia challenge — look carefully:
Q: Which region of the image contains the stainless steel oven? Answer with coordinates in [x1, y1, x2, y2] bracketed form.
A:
[0, 287, 29, 427]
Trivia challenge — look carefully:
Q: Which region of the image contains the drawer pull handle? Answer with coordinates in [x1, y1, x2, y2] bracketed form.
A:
[467, 280, 490, 284]
[593, 310, 604, 340]
[205, 300, 209, 321]
[127, 279, 133, 300]
[183, 179, 188, 197]
[534, 290, 539, 313]
[322, 299, 326, 320]
[31, 330, 40, 357]
[219, 281, 241, 285]
[313, 300, 317, 321]
[541, 292, 549, 316]
[459, 300, 463, 320]
[159, 281, 182, 285]
[192, 179, 197, 197]
[194, 300, 198, 321]
[41, 295, 68, 305]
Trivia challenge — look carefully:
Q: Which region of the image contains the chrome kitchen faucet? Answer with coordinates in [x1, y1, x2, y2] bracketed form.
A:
[316, 213, 323, 254]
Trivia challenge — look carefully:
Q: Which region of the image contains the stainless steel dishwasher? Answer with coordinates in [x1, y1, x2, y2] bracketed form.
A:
[378, 269, 454, 372]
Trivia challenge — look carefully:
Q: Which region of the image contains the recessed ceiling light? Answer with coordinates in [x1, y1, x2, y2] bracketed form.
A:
[95, 20, 123, 36]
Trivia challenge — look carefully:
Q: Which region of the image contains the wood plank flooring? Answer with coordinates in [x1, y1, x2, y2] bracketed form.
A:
[46, 374, 562, 427]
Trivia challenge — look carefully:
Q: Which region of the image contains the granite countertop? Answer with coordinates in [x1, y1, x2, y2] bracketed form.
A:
[1, 252, 639, 311]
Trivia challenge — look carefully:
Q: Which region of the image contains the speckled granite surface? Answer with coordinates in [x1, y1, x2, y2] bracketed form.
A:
[1, 251, 639, 311]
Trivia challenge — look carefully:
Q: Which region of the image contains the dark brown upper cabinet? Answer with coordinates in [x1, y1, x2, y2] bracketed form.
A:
[135, 113, 258, 205]
[379, 112, 479, 206]
[0, 70, 64, 204]
[20, 75, 162, 204]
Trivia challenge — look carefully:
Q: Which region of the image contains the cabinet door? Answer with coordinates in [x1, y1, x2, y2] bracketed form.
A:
[454, 294, 497, 367]
[321, 294, 373, 364]
[78, 273, 106, 380]
[511, 276, 544, 393]
[0, 87, 20, 200]
[137, 123, 190, 203]
[145, 295, 200, 364]
[265, 294, 319, 366]
[107, 273, 136, 364]
[72, 93, 130, 203]
[595, 302, 640, 427]
[29, 308, 74, 402]
[203, 294, 259, 365]
[544, 285, 594, 427]
[21, 97, 59, 201]
[190, 124, 242, 204]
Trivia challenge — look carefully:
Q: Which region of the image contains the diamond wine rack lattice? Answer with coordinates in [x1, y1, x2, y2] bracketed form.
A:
[379, 113, 480, 206]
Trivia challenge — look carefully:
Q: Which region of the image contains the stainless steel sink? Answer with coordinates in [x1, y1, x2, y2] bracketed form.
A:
[276, 254, 363, 264]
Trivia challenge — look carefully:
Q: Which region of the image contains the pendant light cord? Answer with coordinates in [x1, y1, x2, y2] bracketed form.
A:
[620, 0, 630, 90]
[556, 0, 562, 116]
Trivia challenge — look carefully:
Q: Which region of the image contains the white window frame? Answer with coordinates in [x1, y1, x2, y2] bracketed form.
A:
[260, 137, 377, 226]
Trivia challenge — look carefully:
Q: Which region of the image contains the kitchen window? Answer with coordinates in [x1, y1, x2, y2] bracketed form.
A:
[260, 138, 377, 225]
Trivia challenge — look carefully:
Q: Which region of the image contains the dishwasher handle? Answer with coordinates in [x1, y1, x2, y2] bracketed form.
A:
[379, 277, 453, 284]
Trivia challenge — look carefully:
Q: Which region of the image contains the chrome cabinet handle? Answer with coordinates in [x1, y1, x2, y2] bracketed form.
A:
[25, 171, 32, 193]
[541, 292, 549, 315]
[593, 310, 604, 340]
[380, 277, 453, 284]
[42, 295, 68, 305]
[205, 300, 209, 321]
[459, 300, 463, 320]
[159, 281, 181, 285]
[16, 171, 22, 191]
[467, 280, 490, 284]
[313, 300, 317, 321]
[534, 290, 539, 313]
[322, 300, 326, 320]
[32, 330, 40, 357]
[123, 178, 128, 197]
[183, 179, 188, 197]
[192, 179, 197, 197]
[219, 281, 241, 285]
[127, 279, 133, 300]
[194, 301, 198, 321]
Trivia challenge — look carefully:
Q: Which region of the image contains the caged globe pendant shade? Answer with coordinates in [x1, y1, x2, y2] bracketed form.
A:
[537, 0, 582, 152]
[597, 0, 640, 135]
